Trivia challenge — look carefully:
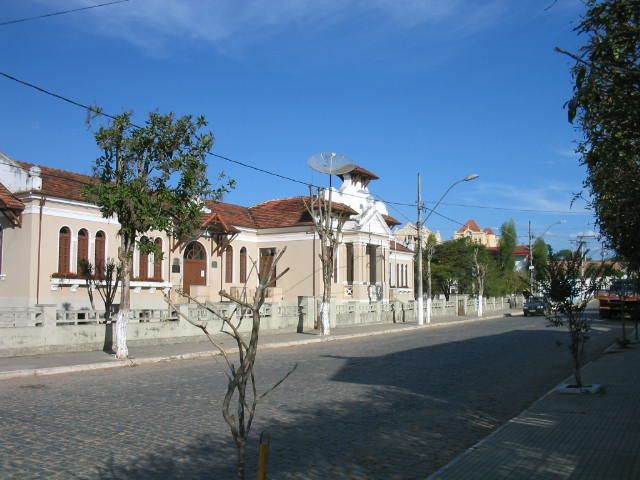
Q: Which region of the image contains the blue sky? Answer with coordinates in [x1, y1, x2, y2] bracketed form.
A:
[0, 0, 603, 253]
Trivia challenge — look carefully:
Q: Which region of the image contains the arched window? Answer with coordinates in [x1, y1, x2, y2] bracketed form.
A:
[95, 231, 106, 277]
[153, 238, 163, 280]
[58, 227, 71, 274]
[225, 245, 233, 283]
[77, 229, 89, 275]
[240, 247, 247, 283]
[139, 236, 149, 280]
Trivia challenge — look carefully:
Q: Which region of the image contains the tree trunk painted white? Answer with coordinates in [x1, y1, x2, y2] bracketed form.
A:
[426, 255, 432, 324]
[115, 310, 129, 359]
[115, 240, 132, 359]
[417, 296, 424, 326]
[320, 299, 330, 336]
[478, 294, 484, 317]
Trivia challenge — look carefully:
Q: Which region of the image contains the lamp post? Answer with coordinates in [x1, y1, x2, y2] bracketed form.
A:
[417, 173, 479, 325]
[529, 219, 567, 294]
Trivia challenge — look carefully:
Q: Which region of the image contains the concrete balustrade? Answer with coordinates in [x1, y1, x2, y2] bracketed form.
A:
[0, 295, 521, 357]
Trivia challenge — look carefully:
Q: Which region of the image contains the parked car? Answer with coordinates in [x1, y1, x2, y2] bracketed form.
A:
[523, 297, 549, 316]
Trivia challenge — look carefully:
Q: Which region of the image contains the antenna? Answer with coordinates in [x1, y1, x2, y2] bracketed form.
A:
[307, 152, 356, 176]
[308, 152, 356, 191]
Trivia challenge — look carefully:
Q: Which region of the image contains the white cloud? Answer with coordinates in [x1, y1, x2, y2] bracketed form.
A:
[470, 181, 590, 214]
[37, 0, 511, 54]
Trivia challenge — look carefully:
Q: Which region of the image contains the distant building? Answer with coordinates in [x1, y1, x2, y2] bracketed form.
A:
[487, 245, 531, 272]
[454, 220, 499, 248]
[395, 222, 442, 249]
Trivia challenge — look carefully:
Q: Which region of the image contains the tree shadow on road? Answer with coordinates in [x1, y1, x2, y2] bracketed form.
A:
[94, 327, 615, 479]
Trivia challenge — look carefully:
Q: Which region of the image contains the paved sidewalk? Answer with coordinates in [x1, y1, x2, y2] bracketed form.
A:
[0, 308, 518, 380]
[431, 336, 640, 479]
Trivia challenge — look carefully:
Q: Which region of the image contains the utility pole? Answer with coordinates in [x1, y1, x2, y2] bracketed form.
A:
[529, 220, 534, 295]
[416, 173, 424, 326]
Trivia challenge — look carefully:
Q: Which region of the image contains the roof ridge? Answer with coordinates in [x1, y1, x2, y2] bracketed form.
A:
[249, 196, 307, 209]
[16, 160, 95, 181]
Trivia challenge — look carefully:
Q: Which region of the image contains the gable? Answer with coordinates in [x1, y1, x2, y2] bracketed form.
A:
[348, 208, 391, 236]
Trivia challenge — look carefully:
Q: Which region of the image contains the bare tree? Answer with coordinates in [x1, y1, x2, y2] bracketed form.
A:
[473, 247, 487, 317]
[424, 234, 437, 323]
[164, 247, 296, 480]
[540, 249, 607, 388]
[304, 187, 355, 335]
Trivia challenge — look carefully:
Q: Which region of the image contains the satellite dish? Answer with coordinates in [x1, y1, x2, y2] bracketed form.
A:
[308, 152, 356, 175]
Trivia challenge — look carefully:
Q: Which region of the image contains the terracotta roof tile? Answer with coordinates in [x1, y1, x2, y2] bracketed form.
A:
[349, 166, 379, 180]
[0, 182, 24, 211]
[487, 245, 530, 257]
[206, 201, 257, 229]
[338, 165, 380, 181]
[390, 240, 414, 253]
[382, 214, 401, 226]
[483, 227, 495, 235]
[15, 161, 95, 202]
[457, 219, 482, 234]
[249, 196, 356, 229]
[8, 160, 364, 231]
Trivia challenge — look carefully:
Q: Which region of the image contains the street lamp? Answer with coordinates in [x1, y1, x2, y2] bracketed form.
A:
[417, 173, 479, 325]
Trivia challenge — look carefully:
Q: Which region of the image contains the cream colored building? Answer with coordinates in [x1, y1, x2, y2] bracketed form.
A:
[0, 153, 414, 310]
[395, 222, 442, 248]
[453, 219, 499, 248]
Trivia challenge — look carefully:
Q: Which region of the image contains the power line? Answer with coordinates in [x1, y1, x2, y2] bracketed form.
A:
[0, 70, 413, 207]
[0, 1, 129, 27]
[0, 70, 596, 219]
[434, 201, 590, 216]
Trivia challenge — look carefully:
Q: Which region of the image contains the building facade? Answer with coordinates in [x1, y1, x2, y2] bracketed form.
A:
[395, 222, 443, 248]
[0, 152, 414, 311]
[454, 219, 499, 248]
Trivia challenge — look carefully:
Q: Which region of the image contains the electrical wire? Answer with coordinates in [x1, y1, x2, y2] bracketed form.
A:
[435, 201, 590, 216]
[0, 70, 593, 220]
[0, 1, 129, 27]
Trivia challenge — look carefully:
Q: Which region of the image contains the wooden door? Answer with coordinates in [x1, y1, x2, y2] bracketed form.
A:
[183, 242, 207, 295]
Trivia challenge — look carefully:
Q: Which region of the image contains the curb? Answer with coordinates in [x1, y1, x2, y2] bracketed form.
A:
[0, 310, 516, 381]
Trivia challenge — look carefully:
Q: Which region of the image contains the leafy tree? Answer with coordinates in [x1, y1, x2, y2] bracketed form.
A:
[431, 238, 475, 299]
[532, 237, 550, 283]
[86, 111, 233, 359]
[499, 219, 517, 291]
[483, 250, 508, 297]
[430, 238, 507, 300]
[552, 248, 574, 261]
[563, 0, 640, 268]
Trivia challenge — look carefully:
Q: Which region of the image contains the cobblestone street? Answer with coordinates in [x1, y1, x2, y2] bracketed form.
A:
[0, 315, 619, 479]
